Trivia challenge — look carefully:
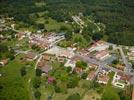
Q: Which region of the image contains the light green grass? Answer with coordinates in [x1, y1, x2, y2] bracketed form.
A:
[36, 17, 72, 31]
[0, 55, 36, 100]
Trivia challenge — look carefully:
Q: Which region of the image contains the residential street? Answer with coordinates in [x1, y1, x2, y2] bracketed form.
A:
[118, 47, 132, 72]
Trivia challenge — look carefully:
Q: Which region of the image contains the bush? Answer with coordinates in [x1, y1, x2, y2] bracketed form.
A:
[36, 68, 42, 76]
[33, 77, 41, 88]
[67, 76, 79, 88]
[81, 73, 88, 79]
[66, 93, 80, 100]
[20, 67, 26, 76]
[34, 90, 41, 99]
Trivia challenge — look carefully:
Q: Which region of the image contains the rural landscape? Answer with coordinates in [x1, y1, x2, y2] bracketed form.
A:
[0, 0, 134, 100]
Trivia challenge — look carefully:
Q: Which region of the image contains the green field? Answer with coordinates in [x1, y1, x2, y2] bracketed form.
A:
[0, 55, 35, 100]
[39, 79, 101, 100]
[36, 17, 72, 31]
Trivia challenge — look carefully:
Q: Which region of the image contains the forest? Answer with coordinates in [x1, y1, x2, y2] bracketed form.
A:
[0, 0, 134, 45]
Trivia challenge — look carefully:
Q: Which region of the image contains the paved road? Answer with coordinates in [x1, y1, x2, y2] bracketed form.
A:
[76, 54, 134, 84]
[118, 47, 132, 72]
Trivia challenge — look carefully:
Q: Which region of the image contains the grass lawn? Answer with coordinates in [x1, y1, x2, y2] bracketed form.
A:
[83, 90, 101, 100]
[40, 79, 101, 100]
[36, 17, 72, 31]
[108, 71, 115, 84]
[0, 55, 36, 100]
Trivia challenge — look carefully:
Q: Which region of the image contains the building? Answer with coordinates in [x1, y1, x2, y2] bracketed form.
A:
[86, 71, 96, 81]
[45, 46, 74, 59]
[74, 67, 83, 74]
[88, 63, 98, 70]
[0, 59, 8, 66]
[25, 52, 37, 61]
[41, 65, 52, 74]
[37, 58, 52, 74]
[112, 72, 132, 88]
[97, 73, 109, 84]
[132, 87, 134, 100]
[88, 40, 109, 52]
[78, 49, 89, 56]
[37, 60, 46, 68]
[64, 59, 76, 70]
[29, 33, 64, 50]
[128, 47, 134, 61]
[95, 50, 111, 60]
[48, 76, 55, 84]
[17, 32, 25, 40]
[42, 53, 56, 61]
[116, 64, 125, 71]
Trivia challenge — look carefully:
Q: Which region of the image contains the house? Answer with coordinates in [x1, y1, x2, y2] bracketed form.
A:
[74, 67, 83, 74]
[48, 76, 55, 84]
[42, 53, 55, 61]
[17, 32, 25, 40]
[95, 50, 111, 60]
[29, 33, 64, 50]
[101, 67, 111, 75]
[116, 64, 125, 71]
[37, 59, 52, 74]
[57, 56, 66, 63]
[88, 40, 109, 52]
[97, 73, 109, 84]
[86, 71, 96, 80]
[37, 59, 46, 68]
[127, 47, 134, 61]
[0, 59, 8, 66]
[45, 46, 74, 59]
[41, 65, 52, 74]
[112, 72, 132, 88]
[25, 52, 37, 61]
[78, 49, 89, 56]
[132, 87, 134, 100]
[71, 56, 82, 62]
[64, 59, 76, 70]
[88, 63, 98, 70]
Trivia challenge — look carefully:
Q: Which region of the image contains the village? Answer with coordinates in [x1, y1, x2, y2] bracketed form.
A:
[0, 15, 134, 100]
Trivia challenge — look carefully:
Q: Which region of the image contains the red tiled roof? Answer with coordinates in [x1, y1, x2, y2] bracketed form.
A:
[0, 59, 8, 65]
[117, 72, 132, 81]
[132, 88, 134, 100]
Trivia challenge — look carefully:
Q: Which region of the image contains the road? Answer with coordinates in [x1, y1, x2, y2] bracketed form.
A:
[118, 47, 132, 72]
[75, 54, 134, 83]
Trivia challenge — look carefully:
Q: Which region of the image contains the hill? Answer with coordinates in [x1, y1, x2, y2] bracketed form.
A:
[0, 0, 134, 45]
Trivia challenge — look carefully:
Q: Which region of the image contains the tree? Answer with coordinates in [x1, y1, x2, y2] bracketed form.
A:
[20, 67, 26, 76]
[81, 73, 88, 79]
[66, 67, 72, 73]
[108, 45, 113, 50]
[131, 62, 134, 69]
[54, 85, 61, 93]
[66, 93, 80, 100]
[76, 61, 87, 69]
[92, 33, 103, 41]
[67, 75, 79, 88]
[36, 68, 42, 76]
[33, 77, 41, 88]
[31, 44, 40, 51]
[34, 90, 41, 99]
[112, 60, 119, 65]
[101, 86, 120, 100]
[65, 31, 72, 40]
[37, 23, 44, 29]
[60, 25, 68, 31]
[73, 34, 89, 48]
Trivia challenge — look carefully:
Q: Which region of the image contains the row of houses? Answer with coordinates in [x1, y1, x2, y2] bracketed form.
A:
[112, 72, 132, 88]
[78, 40, 111, 61]
[29, 33, 64, 50]
[127, 47, 134, 61]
